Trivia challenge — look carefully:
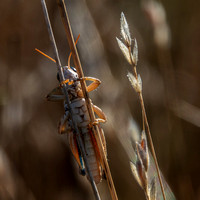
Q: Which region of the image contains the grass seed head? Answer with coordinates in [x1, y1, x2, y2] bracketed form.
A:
[116, 37, 132, 64]
[141, 130, 149, 171]
[132, 38, 138, 65]
[127, 72, 142, 93]
[148, 176, 157, 200]
[136, 154, 148, 191]
[136, 141, 149, 172]
[130, 161, 143, 188]
[120, 12, 131, 46]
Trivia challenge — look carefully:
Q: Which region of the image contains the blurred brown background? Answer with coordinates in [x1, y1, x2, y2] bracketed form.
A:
[0, 0, 200, 199]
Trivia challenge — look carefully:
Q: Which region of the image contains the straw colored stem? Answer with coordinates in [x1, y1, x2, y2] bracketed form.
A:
[139, 93, 166, 200]
[128, 46, 166, 200]
[56, 1, 118, 200]
[40, 0, 101, 199]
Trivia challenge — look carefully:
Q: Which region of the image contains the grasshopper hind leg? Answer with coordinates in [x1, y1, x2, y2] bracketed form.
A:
[68, 131, 86, 176]
[78, 154, 86, 176]
[59, 112, 86, 176]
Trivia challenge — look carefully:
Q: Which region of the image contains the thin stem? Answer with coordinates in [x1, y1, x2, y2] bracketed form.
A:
[128, 46, 166, 200]
[142, 109, 145, 132]
[40, 0, 100, 199]
[56, 1, 118, 200]
[139, 93, 166, 200]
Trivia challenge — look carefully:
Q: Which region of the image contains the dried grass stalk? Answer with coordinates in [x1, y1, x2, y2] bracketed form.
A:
[117, 12, 168, 200]
[40, 0, 101, 199]
[56, 1, 118, 200]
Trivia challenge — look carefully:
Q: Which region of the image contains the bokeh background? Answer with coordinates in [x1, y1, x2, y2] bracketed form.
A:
[0, 0, 200, 199]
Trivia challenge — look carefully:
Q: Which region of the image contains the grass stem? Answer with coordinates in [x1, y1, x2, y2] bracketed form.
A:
[40, 0, 101, 199]
[56, 1, 118, 199]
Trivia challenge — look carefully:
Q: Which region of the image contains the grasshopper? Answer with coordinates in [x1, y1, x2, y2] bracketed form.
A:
[37, 45, 107, 183]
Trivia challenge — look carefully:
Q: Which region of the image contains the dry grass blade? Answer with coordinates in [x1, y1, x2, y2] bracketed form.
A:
[40, 0, 100, 199]
[56, 1, 118, 200]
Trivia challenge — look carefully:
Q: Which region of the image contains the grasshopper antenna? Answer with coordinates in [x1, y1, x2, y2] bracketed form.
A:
[68, 34, 80, 68]
[35, 34, 80, 68]
[35, 48, 56, 63]
[40, 1, 101, 200]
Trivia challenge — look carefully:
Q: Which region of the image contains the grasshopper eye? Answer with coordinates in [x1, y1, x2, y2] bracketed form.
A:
[70, 66, 77, 72]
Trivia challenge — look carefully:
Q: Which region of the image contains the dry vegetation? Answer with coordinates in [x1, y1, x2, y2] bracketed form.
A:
[0, 0, 200, 200]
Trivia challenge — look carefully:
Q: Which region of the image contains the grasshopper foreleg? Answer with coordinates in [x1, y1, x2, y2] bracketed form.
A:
[77, 77, 101, 97]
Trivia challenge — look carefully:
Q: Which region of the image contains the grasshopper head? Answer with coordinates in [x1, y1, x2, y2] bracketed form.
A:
[57, 66, 78, 82]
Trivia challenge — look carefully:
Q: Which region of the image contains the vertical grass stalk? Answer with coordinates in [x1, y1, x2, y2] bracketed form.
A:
[56, 1, 118, 199]
[117, 12, 166, 200]
[40, 0, 101, 199]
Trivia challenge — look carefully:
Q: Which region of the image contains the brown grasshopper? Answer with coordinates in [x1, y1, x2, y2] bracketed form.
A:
[37, 46, 107, 183]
